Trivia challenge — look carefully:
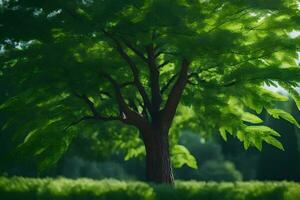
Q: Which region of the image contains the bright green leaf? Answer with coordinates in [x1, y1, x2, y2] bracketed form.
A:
[267, 108, 300, 128]
[171, 145, 198, 169]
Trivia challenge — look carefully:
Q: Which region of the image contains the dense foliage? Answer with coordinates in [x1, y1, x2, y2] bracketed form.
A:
[0, 177, 300, 200]
[1, 0, 300, 182]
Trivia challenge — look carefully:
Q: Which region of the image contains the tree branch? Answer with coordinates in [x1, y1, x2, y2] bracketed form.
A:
[101, 73, 150, 130]
[102, 30, 152, 111]
[146, 44, 162, 114]
[73, 91, 121, 121]
[100, 74, 128, 114]
[162, 59, 190, 131]
[137, 99, 149, 121]
[66, 91, 121, 130]
[161, 73, 178, 94]
[64, 116, 96, 131]
[207, 7, 251, 33]
[158, 60, 170, 69]
[73, 93, 99, 117]
[120, 37, 148, 62]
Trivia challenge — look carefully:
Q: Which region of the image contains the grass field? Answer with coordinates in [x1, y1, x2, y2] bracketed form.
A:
[0, 177, 299, 200]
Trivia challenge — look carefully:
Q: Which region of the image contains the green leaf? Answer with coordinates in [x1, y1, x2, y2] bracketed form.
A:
[241, 112, 263, 124]
[243, 138, 250, 150]
[264, 90, 289, 102]
[245, 126, 281, 137]
[267, 108, 300, 128]
[219, 127, 227, 141]
[289, 89, 300, 110]
[171, 145, 198, 169]
[237, 131, 245, 142]
[251, 136, 263, 151]
[292, 95, 300, 110]
[240, 125, 284, 151]
[124, 146, 145, 161]
[264, 136, 285, 151]
[279, 83, 300, 110]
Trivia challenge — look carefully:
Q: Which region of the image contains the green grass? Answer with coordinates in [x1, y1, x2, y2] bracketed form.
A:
[0, 177, 299, 200]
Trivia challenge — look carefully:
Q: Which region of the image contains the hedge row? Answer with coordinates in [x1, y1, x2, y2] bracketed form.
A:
[0, 177, 299, 200]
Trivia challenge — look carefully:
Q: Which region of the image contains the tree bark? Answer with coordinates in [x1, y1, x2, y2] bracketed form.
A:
[142, 129, 174, 184]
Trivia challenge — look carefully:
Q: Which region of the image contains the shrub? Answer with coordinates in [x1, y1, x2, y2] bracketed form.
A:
[0, 177, 300, 200]
[62, 156, 133, 180]
[197, 161, 242, 181]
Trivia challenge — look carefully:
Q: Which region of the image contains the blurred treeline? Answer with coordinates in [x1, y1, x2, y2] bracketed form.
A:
[1, 101, 300, 181]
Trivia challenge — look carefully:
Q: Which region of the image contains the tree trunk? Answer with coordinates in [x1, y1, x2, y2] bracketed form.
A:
[142, 129, 174, 184]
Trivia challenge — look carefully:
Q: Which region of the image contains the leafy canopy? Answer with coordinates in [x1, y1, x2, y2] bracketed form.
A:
[0, 0, 300, 171]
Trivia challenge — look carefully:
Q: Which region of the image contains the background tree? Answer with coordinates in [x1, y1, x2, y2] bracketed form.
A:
[257, 102, 300, 181]
[0, 0, 300, 184]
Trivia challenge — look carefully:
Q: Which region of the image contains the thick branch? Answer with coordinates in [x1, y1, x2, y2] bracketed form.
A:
[146, 44, 162, 114]
[102, 73, 150, 131]
[162, 59, 190, 131]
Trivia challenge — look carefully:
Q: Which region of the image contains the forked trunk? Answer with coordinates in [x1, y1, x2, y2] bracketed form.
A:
[142, 129, 174, 184]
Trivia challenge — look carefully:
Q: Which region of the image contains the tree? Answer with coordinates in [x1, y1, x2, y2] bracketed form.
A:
[0, 0, 300, 184]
